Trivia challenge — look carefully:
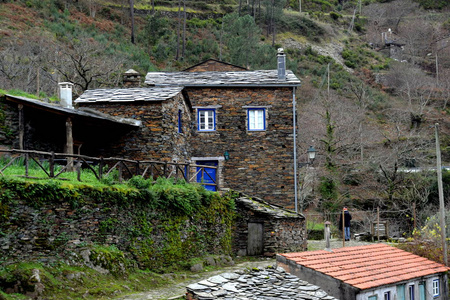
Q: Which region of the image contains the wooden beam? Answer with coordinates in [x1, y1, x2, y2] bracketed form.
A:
[66, 117, 74, 171]
[18, 104, 24, 150]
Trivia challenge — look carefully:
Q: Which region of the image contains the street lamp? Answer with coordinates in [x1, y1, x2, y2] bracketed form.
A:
[297, 146, 318, 213]
[307, 146, 317, 164]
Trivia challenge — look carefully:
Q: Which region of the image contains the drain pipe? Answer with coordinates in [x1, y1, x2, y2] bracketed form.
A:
[293, 86, 298, 213]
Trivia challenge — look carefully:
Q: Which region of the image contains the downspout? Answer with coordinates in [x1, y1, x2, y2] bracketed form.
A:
[293, 86, 298, 213]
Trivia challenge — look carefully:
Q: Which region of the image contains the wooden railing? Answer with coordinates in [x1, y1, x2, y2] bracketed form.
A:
[0, 149, 218, 189]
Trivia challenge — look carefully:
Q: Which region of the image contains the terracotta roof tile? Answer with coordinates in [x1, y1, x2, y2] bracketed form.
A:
[279, 243, 449, 290]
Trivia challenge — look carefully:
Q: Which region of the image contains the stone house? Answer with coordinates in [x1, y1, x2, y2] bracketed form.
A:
[143, 51, 301, 208]
[277, 243, 449, 300]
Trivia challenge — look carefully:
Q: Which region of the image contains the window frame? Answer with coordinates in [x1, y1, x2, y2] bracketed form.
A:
[178, 109, 183, 133]
[247, 108, 266, 131]
[432, 279, 440, 297]
[384, 291, 391, 300]
[409, 284, 415, 300]
[197, 108, 216, 132]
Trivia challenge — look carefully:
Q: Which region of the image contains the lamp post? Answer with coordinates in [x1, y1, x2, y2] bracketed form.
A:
[297, 146, 317, 213]
[307, 146, 317, 164]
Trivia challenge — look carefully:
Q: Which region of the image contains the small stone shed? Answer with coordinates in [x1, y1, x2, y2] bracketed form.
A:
[277, 243, 450, 300]
[233, 194, 306, 257]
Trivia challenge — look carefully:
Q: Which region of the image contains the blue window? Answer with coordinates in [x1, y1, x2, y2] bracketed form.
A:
[178, 109, 182, 133]
[409, 284, 415, 300]
[198, 109, 215, 131]
[384, 291, 391, 300]
[247, 108, 265, 131]
[369, 296, 377, 300]
[432, 279, 440, 297]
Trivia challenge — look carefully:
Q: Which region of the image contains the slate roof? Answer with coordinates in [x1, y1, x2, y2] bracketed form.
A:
[75, 87, 184, 103]
[186, 266, 337, 299]
[144, 70, 301, 87]
[236, 195, 303, 219]
[279, 243, 449, 290]
[5, 94, 140, 127]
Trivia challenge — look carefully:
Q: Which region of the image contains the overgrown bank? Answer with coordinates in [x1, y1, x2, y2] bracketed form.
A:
[0, 176, 237, 299]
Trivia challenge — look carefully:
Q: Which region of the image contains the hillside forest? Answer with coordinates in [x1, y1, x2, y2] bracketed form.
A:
[1, 0, 450, 235]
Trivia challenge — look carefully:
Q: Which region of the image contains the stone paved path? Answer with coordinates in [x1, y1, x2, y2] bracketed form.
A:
[115, 259, 276, 300]
[116, 239, 374, 300]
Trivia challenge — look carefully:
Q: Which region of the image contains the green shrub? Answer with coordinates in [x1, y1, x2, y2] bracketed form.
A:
[329, 11, 341, 20]
[128, 176, 151, 190]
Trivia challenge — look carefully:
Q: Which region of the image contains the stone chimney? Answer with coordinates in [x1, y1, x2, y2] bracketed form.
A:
[122, 69, 141, 88]
[277, 48, 286, 80]
[58, 82, 74, 109]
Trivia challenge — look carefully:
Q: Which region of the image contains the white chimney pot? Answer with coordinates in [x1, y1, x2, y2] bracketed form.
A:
[59, 82, 74, 109]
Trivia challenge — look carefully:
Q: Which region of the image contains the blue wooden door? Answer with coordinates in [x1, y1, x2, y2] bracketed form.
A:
[197, 161, 217, 191]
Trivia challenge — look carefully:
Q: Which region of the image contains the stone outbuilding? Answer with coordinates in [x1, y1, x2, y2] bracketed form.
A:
[233, 194, 306, 257]
[277, 243, 450, 300]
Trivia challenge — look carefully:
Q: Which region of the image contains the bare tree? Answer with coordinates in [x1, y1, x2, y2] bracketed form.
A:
[130, 0, 135, 44]
[383, 62, 437, 128]
[55, 37, 124, 95]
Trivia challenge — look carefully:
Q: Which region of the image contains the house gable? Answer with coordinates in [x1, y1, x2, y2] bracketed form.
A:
[183, 59, 248, 72]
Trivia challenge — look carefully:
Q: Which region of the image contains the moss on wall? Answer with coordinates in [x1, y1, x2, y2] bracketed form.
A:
[0, 176, 237, 273]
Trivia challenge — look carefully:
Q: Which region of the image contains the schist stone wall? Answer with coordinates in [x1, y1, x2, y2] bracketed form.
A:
[233, 196, 306, 257]
[77, 94, 191, 162]
[187, 86, 296, 209]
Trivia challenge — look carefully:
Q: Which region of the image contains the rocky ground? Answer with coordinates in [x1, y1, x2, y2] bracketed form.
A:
[115, 238, 374, 300]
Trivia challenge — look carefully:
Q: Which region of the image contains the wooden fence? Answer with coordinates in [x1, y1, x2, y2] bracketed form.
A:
[0, 149, 218, 189]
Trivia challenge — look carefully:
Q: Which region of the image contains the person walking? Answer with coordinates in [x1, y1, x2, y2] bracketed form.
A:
[339, 207, 352, 241]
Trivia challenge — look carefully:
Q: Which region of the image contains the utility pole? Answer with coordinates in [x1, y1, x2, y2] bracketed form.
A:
[435, 123, 447, 266]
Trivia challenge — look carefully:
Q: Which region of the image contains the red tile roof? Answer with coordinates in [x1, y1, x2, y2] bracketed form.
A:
[279, 243, 449, 290]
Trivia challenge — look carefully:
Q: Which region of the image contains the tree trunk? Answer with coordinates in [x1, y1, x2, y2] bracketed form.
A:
[176, 0, 181, 60]
[182, 0, 186, 59]
[130, 0, 135, 44]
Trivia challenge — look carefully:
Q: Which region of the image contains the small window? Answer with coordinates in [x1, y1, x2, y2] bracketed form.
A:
[369, 296, 377, 300]
[248, 108, 265, 131]
[384, 291, 391, 300]
[178, 109, 182, 133]
[432, 279, 440, 297]
[198, 109, 215, 131]
[409, 284, 415, 300]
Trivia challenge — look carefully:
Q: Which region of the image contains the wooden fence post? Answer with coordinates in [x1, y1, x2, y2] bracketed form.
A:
[49, 152, 55, 178]
[99, 157, 104, 180]
[25, 153, 29, 177]
[185, 163, 190, 182]
[118, 161, 123, 182]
